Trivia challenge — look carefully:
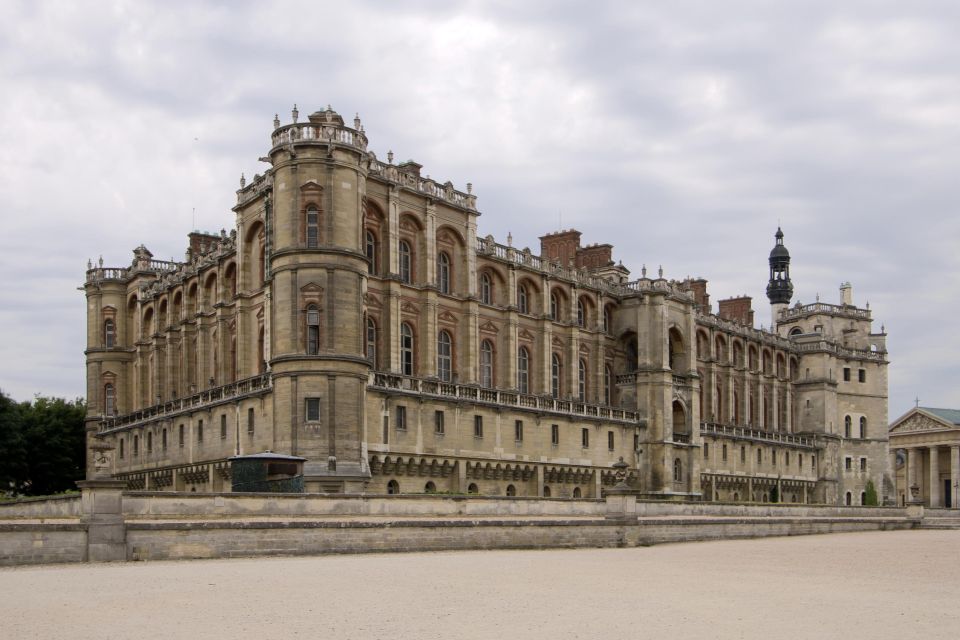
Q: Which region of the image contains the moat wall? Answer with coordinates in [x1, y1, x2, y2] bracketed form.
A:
[0, 490, 930, 566]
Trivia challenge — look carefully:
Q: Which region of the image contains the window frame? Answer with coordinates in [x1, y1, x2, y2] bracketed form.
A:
[437, 251, 451, 294]
[306, 205, 319, 248]
[480, 339, 494, 388]
[306, 305, 320, 355]
[517, 346, 530, 395]
[398, 239, 412, 284]
[305, 398, 321, 423]
[437, 330, 453, 382]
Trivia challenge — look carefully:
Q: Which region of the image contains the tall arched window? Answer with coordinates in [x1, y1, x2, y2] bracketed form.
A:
[603, 307, 611, 333]
[104, 383, 115, 416]
[844, 415, 852, 438]
[366, 318, 377, 365]
[104, 319, 115, 348]
[365, 230, 377, 275]
[577, 359, 587, 401]
[517, 284, 528, 314]
[673, 458, 682, 482]
[577, 300, 585, 327]
[398, 240, 412, 284]
[550, 292, 560, 320]
[517, 346, 530, 394]
[437, 330, 452, 382]
[306, 206, 319, 248]
[551, 353, 562, 398]
[437, 252, 451, 294]
[859, 416, 867, 439]
[480, 273, 492, 305]
[604, 364, 612, 405]
[480, 340, 494, 388]
[306, 305, 320, 355]
[400, 323, 414, 376]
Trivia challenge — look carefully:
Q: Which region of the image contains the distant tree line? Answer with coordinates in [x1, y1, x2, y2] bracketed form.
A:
[0, 390, 86, 497]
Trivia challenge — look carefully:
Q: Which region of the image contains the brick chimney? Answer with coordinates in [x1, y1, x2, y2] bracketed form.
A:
[679, 278, 711, 313]
[718, 296, 755, 327]
[540, 229, 582, 266]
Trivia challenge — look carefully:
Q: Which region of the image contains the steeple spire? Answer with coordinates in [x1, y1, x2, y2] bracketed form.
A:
[766, 227, 793, 328]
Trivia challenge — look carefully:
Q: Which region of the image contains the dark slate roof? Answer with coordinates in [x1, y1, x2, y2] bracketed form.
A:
[921, 407, 960, 426]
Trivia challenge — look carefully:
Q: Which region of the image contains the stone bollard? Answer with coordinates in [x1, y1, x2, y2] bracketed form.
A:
[76, 441, 127, 562]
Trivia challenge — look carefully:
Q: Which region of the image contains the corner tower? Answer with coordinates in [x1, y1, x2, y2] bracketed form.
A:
[766, 227, 793, 330]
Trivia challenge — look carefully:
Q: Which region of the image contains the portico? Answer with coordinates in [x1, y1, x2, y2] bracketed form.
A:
[889, 407, 960, 508]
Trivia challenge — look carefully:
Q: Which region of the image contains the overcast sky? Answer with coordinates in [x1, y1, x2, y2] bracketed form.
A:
[1, 0, 958, 419]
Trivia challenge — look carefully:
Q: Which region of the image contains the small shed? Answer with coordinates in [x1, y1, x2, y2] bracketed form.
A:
[229, 451, 307, 493]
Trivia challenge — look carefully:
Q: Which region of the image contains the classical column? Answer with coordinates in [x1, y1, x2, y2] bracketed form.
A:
[951, 446, 960, 509]
[889, 449, 899, 503]
[929, 446, 941, 508]
[905, 448, 914, 501]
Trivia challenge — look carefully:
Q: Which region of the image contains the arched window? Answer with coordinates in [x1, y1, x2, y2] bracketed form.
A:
[467, 483, 478, 494]
[480, 272, 492, 305]
[577, 359, 587, 402]
[104, 319, 115, 348]
[119, 438, 124, 459]
[425, 481, 436, 493]
[437, 252, 451, 294]
[437, 330, 452, 382]
[860, 491, 866, 505]
[603, 307, 611, 333]
[480, 339, 494, 388]
[517, 346, 530, 394]
[859, 416, 867, 439]
[366, 318, 377, 365]
[146, 431, 152, 453]
[306, 206, 319, 248]
[543, 486, 551, 497]
[673, 458, 682, 482]
[387, 479, 400, 495]
[572, 487, 582, 498]
[306, 305, 320, 355]
[161, 428, 167, 451]
[133, 434, 139, 456]
[365, 230, 377, 274]
[551, 353, 562, 398]
[517, 284, 528, 314]
[550, 292, 560, 320]
[576, 300, 585, 327]
[398, 240, 412, 284]
[845, 491, 852, 506]
[104, 383, 115, 416]
[604, 364, 612, 405]
[400, 323, 414, 376]
[844, 415, 852, 438]
[506, 484, 516, 497]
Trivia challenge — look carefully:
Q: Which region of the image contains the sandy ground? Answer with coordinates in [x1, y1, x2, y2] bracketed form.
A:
[1, 530, 958, 640]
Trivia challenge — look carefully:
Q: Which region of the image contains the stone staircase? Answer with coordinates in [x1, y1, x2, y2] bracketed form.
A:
[920, 516, 960, 529]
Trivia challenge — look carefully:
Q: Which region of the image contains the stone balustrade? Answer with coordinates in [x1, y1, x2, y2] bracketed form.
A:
[700, 421, 816, 448]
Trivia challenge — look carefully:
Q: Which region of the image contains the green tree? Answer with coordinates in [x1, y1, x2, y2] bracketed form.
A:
[864, 479, 879, 506]
[0, 391, 86, 496]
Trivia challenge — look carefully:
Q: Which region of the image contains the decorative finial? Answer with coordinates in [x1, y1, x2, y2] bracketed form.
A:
[87, 258, 92, 270]
[658, 265, 663, 278]
[881, 324, 885, 333]
[467, 182, 473, 194]
[387, 150, 394, 164]
[816, 292, 820, 302]
[641, 264, 647, 277]
[915, 396, 920, 408]
[240, 173, 246, 188]
[507, 232, 513, 247]
[273, 113, 280, 129]
[354, 113, 361, 129]
[99, 255, 104, 267]
[291, 104, 299, 123]
[327, 104, 332, 111]
[866, 301, 870, 309]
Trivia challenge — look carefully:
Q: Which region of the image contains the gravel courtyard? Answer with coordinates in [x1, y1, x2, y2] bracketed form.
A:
[1, 529, 957, 639]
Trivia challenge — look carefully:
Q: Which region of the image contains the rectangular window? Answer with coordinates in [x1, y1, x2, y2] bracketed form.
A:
[474, 415, 483, 438]
[247, 407, 255, 435]
[722, 444, 728, 462]
[799, 453, 804, 469]
[858, 369, 866, 383]
[434, 410, 445, 435]
[515, 420, 523, 443]
[845, 457, 852, 471]
[220, 414, 227, 439]
[119, 438, 125, 459]
[843, 367, 851, 382]
[772, 450, 777, 466]
[552, 424, 560, 446]
[608, 431, 615, 451]
[581, 428, 589, 449]
[161, 429, 167, 451]
[860, 457, 867, 471]
[785, 451, 790, 466]
[179, 424, 184, 448]
[740, 446, 746, 463]
[382, 415, 389, 444]
[633, 433, 639, 451]
[197, 420, 204, 443]
[396, 405, 407, 431]
[306, 398, 321, 422]
[703, 442, 710, 459]
[812, 455, 817, 470]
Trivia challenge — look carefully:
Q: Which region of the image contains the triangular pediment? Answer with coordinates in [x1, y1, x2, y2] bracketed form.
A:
[401, 301, 420, 315]
[518, 328, 535, 342]
[300, 282, 323, 293]
[552, 336, 565, 348]
[889, 409, 959, 435]
[479, 321, 500, 334]
[437, 310, 457, 325]
[365, 292, 382, 309]
[300, 180, 323, 192]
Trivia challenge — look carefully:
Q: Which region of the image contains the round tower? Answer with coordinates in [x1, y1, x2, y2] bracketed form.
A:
[766, 227, 793, 330]
[266, 105, 372, 491]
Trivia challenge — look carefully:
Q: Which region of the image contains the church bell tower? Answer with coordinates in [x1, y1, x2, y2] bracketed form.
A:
[766, 227, 793, 330]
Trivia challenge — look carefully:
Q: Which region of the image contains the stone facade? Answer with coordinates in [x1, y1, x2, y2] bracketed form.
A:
[82, 105, 891, 505]
[889, 407, 960, 507]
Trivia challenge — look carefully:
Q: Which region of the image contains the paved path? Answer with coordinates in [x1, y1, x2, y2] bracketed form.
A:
[1, 529, 958, 639]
